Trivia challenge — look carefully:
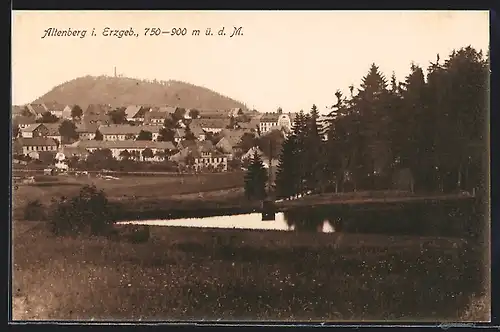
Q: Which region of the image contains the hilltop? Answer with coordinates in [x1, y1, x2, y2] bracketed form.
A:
[33, 75, 248, 111]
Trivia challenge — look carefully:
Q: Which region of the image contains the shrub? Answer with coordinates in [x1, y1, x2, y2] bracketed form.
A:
[23, 200, 46, 221]
[48, 185, 114, 236]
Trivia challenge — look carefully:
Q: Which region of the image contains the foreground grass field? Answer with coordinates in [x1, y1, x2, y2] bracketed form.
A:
[12, 221, 489, 322]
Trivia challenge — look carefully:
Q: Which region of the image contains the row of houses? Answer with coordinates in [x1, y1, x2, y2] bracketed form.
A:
[14, 123, 257, 170]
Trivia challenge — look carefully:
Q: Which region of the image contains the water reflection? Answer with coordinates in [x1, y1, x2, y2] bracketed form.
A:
[117, 200, 477, 238]
[118, 212, 335, 233]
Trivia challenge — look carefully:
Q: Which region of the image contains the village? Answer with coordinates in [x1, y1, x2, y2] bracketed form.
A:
[11, 102, 330, 178]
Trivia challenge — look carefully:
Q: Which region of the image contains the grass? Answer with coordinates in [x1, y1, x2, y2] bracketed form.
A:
[12, 221, 488, 321]
[12, 172, 245, 219]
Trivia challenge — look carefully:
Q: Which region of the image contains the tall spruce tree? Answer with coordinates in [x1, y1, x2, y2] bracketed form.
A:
[244, 151, 268, 200]
[275, 134, 299, 198]
[304, 104, 324, 191]
[354, 63, 390, 187]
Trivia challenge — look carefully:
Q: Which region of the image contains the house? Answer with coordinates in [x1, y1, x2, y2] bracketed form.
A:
[134, 106, 152, 124]
[99, 124, 162, 141]
[20, 123, 49, 138]
[124, 105, 143, 123]
[59, 146, 90, 161]
[76, 123, 98, 140]
[219, 129, 248, 147]
[144, 108, 171, 126]
[61, 105, 73, 119]
[74, 140, 177, 162]
[99, 124, 142, 141]
[20, 137, 58, 156]
[82, 104, 112, 126]
[25, 104, 48, 118]
[44, 101, 66, 118]
[238, 114, 262, 132]
[43, 123, 63, 145]
[241, 146, 265, 161]
[199, 110, 231, 119]
[190, 118, 230, 134]
[11, 105, 25, 118]
[191, 144, 228, 172]
[259, 112, 293, 134]
[15, 116, 36, 130]
[228, 108, 244, 117]
[189, 123, 206, 141]
[215, 136, 234, 157]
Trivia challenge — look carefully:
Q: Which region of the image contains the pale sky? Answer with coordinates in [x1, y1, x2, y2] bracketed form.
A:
[12, 10, 489, 114]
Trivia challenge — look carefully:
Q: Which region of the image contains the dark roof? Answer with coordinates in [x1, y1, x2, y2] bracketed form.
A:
[76, 123, 99, 133]
[12, 106, 24, 116]
[42, 123, 62, 136]
[191, 118, 230, 129]
[15, 116, 36, 125]
[98, 124, 142, 135]
[199, 110, 230, 119]
[20, 123, 44, 133]
[189, 123, 205, 136]
[28, 104, 48, 115]
[77, 140, 176, 150]
[21, 137, 58, 146]
[44, 101, 66, 113]
[260, 113, 280, 122]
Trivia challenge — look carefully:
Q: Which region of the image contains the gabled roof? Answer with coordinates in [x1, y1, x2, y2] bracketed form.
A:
[20, 123, 45, 133]
[20, 137, 58, 146]
[136, 106, 152, 118]
[177, 139, 199, 151]
[124, 105, 142, 119]
[44, 101, 66, 113]
[200, 140, 214, 153]
[76, 123, 99, 133]
[98, 124, 142, 136]
[83, 104, 112, 125]
[220, 129, 248, 146]
[60, 146, 89, 158]
[42, 123, 62, 136]
[27, 104, 48, 115]
[241, 146, 264, 160]
[145, 109, 170, 121]
[160, 106, 178, 114]
[260, 113, 280, 122]
[215, 136, 234, 154]
[61, 105, 73, 118]
[15, 116, 36, 125]
[199, 110, 230, 119]
[12, 106, 24, 116]
[191, 118, 230, 129]
[174, 128, 186, 138]
[189, 123, 205, 137]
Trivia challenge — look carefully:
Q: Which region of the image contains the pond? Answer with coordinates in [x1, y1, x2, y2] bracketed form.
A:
[117, 199, 481, 238]
[118, 212, 336, 233]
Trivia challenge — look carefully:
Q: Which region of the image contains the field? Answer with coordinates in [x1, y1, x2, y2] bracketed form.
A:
[12, 172, 246, 219]
[12, 221, 488, 321]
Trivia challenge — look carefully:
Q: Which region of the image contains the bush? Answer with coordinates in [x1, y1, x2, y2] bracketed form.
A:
[23, 200, 46, 221]
[48, 185, 114, 236]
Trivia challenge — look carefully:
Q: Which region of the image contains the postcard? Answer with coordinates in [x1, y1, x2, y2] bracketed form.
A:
[11, 10, 490, 323]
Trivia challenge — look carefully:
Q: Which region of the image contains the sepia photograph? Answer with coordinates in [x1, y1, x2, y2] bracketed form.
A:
[11, 10, 490, 322]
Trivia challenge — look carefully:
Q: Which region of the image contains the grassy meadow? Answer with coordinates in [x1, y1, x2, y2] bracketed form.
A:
[12, 172, 246, 219]
[12, 221, 489, 322]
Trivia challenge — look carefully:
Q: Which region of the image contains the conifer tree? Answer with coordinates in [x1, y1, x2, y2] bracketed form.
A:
[244, 151, 268, 200]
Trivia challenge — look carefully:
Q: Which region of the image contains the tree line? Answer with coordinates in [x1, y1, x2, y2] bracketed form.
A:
[245, 46, 488, 200]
